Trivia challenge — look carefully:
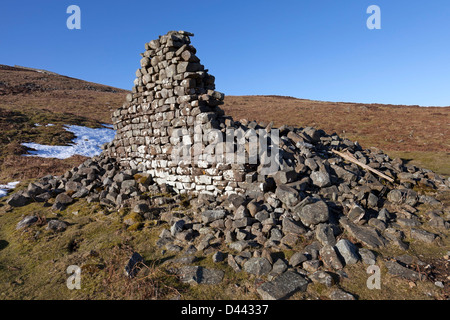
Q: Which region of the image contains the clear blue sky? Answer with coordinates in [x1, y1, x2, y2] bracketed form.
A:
[1, 0, 449, 106]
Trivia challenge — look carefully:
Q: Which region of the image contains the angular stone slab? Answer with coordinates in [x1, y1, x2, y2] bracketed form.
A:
[124, 252, 144, 278]
[178, 266, 224, 285]
[16, 215, 38, 230]
[298, 200, 329, 227]
[339, 217, 386, 249]
[243, 257, 272, 276]
[201, 210, 226, 223]
[335, 239, 360, 265]
[384, 260, 424, 281]
[257, 271, 308, 300]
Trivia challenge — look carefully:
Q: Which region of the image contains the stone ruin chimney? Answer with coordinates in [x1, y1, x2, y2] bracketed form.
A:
[107, 31, 268, 196]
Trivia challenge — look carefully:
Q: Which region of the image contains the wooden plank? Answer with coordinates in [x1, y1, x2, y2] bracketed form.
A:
[331, 149, 395, 183]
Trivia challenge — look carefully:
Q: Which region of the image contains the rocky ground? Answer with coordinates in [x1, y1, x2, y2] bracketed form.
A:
[1, 121, 449, 300]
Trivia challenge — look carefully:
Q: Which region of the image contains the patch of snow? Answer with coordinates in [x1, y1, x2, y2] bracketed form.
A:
[34, 123, 42, 127]
[22, 125, 116, 160]
[46, 124, 55, 127]
[0, 181, 20, 198]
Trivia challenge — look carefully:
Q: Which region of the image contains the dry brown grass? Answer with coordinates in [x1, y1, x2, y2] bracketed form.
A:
[0, 65, 126, 123]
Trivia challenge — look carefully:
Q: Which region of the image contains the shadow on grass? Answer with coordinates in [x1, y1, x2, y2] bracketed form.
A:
[0, 239, 9, 251]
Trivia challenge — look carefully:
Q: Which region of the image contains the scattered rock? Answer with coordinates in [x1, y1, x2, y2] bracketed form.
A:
[319, 245, 344, 270]
[303, 260, 321, 273]
[170, 219, 186, 236]
[289, 252, 308, 267]
[212, 251, 225, 263]
[4, 30, 450, 301]
[329, 289, 356, 300]
[46, 220, 68, 232]
[410, 228, 437, 243]
[275, 185, 301, 208]
[335, 239, 360, 265]
[310, 171, 331, 188]
[268, 259, 288, 279]
[16, 215, 38, 230]
[282, 216, 306, 235]
[315, 223, 336, 246]
[359, 248, 377, 265]
[124, 252, 144, 278]
[384, 260, 424, 281]
[178, 266, 224, 285]
[298, 200, 329, 227]
[309, 271, 335, 287]
[340, 217, 386, 249]
[7, 193, 29, 207]
[257, 271, 308, 300]
[171, 255, 198, 265]
[243, 257, 272, 276]
[202, 210, 226, 223]
[228, 254, 242, 272]
[55, 193, 73, 205]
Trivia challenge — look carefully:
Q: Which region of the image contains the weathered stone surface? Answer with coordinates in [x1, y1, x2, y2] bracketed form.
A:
[257, 271, 308, 300]
[310, 171, 331, 188]
[269, 259, 288, 279]
[55, 193, 73, 205]
[124, 252, 144, 278]
[16, 215, 38, 230]
[243, 257, 272, 276]
[212, 251, 226, 263]
[319, 245, 344, 270]
[289, 252, 308, 267]
[229, 240, 251, 252]
[170, 219, 185, 236]
[387, 189, 403, 204]
[315, 223, 336, 246]
[309, 271, 335, 287]
[46, 219, 68, 232]
[339, 217, 386, 249]
[178, 266, 224, 285]
[275, 184, 301, 207]
[227, 254, 242, 272]
[329, 289, 356, 300]
[7, 193, 30, 207]
[298, 200, 329, 227]
[410, 228, 437, 243]
[335, 239, 360, 265]
[359, 248, 376, 265]
[384, 260, 424, 281]
[171, 255, 198, 265]
[202, 210, 226, 223]
[282, 216, 306, 235]
[303, 260, 321, 273]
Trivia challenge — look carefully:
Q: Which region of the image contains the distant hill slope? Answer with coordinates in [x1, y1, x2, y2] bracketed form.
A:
[0, 64, 127, 123]
[221, 95, 450, 153]
[0, 64, 448, 183]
